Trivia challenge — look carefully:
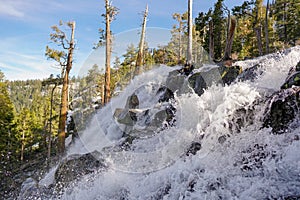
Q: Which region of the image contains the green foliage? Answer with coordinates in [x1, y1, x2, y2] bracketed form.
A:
[45, 46, 66, 65]
[7, 78, 60, 161]
[195, 9, 212, 51]
[273, 0, 300, 45]
[0, 80, 16, 157]
[14, 108, 44, 156]
[0, 73, 19, 196]
[212, 0, 225, 60]
[70, 65, 103, 131]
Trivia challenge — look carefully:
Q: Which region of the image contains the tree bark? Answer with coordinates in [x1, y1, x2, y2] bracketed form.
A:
[264, 0, 270, 54]
[135, 4, 148, 76]
[101, 84, 105, 106]
[209, 20, 214, 61]
[104, 0, 111, 104]
[48, 84, 56, 161]
[254, 26, 263, 56]
[178, 21, 182, 64]
[224, 17, 236, 60]
[187, 0, 193, 65]
[58, 21, 75, 155]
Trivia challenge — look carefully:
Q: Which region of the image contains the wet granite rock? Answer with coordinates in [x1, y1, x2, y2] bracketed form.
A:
[188, 65, 242, 96]
[281, 72, 300, 89]
[54, 151, 107, 187]
[237, 64, 264, 82]
[263, 87, 300, 133]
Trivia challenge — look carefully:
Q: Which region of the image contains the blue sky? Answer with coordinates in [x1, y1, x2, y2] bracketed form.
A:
[0, 0, 243, 80]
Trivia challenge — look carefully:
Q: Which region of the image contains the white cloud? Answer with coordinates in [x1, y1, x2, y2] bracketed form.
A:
[0, 3, 24, 18]
[0, 49, 60, 80]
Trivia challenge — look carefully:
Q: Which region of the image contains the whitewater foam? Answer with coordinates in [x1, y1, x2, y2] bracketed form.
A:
[42, 47, 300, 199]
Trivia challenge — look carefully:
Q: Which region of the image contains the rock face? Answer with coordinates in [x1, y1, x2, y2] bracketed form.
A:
[165, 70, 191, 95]
[281, 72, 300, 89]
[54, 151, 107, 187]
[237, 64, 264, 82]
[281, 61, 300, 89]
[188, 65, 242, 96]
[113, 85, 177, 142]
[218, 65, 242, 84]
[262, 61, 300, 133]
[263, 87, 300, 133]
[17, 178, 41, 200]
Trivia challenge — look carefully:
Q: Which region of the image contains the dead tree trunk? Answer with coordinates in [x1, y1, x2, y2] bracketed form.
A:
[48, 84, 56, 161]
[178, 21, 182, 64]
[101, 84, 105, 106]
[264, 0, 270, 54]
[254, 26, 263, 56]
[186, 0, 193, 65]
[209, 20, 214, 61]
[104, 0, 112, 104]
[58, 21, 75, 155]
[135, 4, 148, 76]
[224, 17, 236, 60]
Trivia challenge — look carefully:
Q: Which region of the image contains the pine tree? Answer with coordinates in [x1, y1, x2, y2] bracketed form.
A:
[0, 72, 16, 164]
[170, 12, 188, 64]
[273, 0, 300, 45]
[187, 0, 193, 65]
[45, 21, 76, 155]
[103, 0, 118, 104]
[135, 4, 149, 75]
[212, 0, 225, 60]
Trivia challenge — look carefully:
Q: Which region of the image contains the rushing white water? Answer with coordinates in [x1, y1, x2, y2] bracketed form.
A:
[46, 47, 300, 199]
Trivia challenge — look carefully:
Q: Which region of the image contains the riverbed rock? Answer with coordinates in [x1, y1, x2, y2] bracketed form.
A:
[237, 64, 264, 82]
[263, 87, 300, 133]
[54, 151, 107, 187]
[281, 72, 300, 89]
[17, 178, 40, 200]
[165, 70, 191, 95]
[218, 65, 242, 84]
[114, 86, 176, 141]
[188, 66, 242, 96]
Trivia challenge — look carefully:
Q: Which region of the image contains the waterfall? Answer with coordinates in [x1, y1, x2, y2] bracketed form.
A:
[35, 46, 300, 200]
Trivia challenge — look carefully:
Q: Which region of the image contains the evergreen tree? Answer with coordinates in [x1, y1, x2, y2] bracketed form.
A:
[0, 72, 16, 164]
[0, 71, 18, 199]
[195, 9, 212, 53]
[212, 0, 225, 60]
[273, 0, 300, 45]
[46, 20, 76, 155]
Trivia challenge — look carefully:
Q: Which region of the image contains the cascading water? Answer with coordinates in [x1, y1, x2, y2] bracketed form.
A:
[36, 46, 300, 200]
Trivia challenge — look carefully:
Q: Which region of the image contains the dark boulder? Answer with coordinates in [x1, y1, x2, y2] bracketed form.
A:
[114, 108, 140, 126]
[114, 86, 177, 141]
[281, 72, 300, 89]
[17, 178, 41, 200]
[54, 151, 107, 187]
[286, 60, 300, 77]
[281, 60, 300, 89]
[237, 64, 264, 82]
[188, 66, 242, 96]
[218, 65, 242, 84]
[125, 93, 139, 109]
[113, 93, 141, 127]
[296, 61, 300, 71]
[165, 70, 191, 95]
[263, 87, 300, 133]
[156, 86, 174, 103]
[188, 67, 221, 96]
[178, 63, 195, 76]
[186, 142, 202, 156]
